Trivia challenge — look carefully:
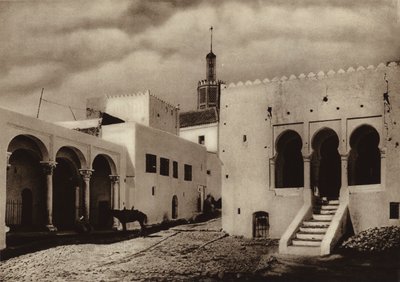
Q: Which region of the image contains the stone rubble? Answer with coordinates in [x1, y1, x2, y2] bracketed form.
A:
[341, 226, 400, 252]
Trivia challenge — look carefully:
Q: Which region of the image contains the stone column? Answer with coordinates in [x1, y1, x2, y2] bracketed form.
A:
[75, 186, 80, 221]
[269, 157, 276, 189]
[79, 169, 94, 222]
[340, 153, 349, 202]
[109, 175, 120, 229]
[40, 161, 57, 231]
[303, 153, 312, 204]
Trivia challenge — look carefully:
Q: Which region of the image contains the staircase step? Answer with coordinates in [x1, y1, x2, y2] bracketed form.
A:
[320, 205, 339, 210]
[317, 209, 336, 215]
[312, 214, 334, 221]
[327, 200, 339, 205]
[286, 246, 321, 256]
[300, 226, 328, 233]
[296, 232, 325, 240]
[292, 239, 321, 247]
[303, 220, 331, 227]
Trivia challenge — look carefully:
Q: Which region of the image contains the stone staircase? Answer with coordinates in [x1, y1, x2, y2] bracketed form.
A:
[288, 199, 339, 255]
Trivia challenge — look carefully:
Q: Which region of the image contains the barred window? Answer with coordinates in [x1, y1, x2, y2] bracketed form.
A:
[209, 87, 217, 103]
[146, 154, 157, 173]
[160, 157, 169, 176]
[184, 164, 192, 181]
[199, 88, 206, 103]
[173, 161, 178, 178]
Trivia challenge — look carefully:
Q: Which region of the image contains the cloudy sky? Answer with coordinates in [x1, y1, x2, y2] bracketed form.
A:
[0, 0, 399, 121]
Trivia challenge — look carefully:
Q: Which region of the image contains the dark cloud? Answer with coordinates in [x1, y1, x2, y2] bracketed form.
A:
[0, 0, 399, 119]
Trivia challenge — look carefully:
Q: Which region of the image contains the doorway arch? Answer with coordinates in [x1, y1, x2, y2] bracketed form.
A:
[172, 195, 178, 219]
[54, 147, 85, 230]
[6, 135, 48, 230]
[348, 125, 380, 185]
[311, 128, 341, 199]
[275, 130, 304, 188]
[90, 154, 115, 229]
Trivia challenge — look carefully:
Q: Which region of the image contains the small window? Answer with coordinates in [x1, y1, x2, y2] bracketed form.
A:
[207, 170, 211, 175]
[152, 186, 155, 196]
[146, 154, 157, 173]
[390, 202, 399, 219]
[198, 135, 205, 145]
[238, 208, 241, 214]
[160, 157, 169, 176]
[184, 164, 192, 181]
[243, 135, 247, 142]
[173, 161, 178, 178]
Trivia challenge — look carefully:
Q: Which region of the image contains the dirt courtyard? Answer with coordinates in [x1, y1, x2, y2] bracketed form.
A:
[0, 218, 399, 281]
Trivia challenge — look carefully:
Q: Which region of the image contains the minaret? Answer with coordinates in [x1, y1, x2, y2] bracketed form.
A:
[197, 26, 222, 111]
[206, 26, 216, 81]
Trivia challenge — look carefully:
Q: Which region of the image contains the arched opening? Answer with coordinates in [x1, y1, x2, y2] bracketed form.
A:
[90, 155, 114, 229]
[275, 130, 304, 188]
[311, 128, 341, 199]
[172, 195, 178, 219]
[253, 211, 269, 238]
[21, 189, 33, 226]
[54, 147, 84, 230]
[348, 125, 380, 185]
[6, 135, 48, 231]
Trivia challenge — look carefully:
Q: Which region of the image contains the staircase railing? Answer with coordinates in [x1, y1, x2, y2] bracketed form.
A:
[320, 201, 349, 255]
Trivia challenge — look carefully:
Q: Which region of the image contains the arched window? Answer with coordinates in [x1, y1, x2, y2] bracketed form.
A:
[311, 128, 341, 199]
[275, 130, 304, 188]
[253, 211, 269, 238]
[348, 125, 380, 185]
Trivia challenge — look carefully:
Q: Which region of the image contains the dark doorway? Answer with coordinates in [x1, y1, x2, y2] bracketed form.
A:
[90, 155, 113, 229]
[21, 188, 33, 226]
[311, 129, 341, 199]
[275, 130, 304, 188]
[348, 125, 380, 185]
[253, 211, 269, 238]
[53, 158, 79, 230]
[172, 195, 178, 219]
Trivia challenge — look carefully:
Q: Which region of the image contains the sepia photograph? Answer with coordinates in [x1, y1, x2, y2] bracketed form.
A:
[0, 0, 399, 281]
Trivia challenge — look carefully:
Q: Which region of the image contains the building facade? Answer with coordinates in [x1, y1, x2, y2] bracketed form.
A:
[0, 107, 127, 250]
[102, 122, 207, 224]
[219, 62, 400, 255]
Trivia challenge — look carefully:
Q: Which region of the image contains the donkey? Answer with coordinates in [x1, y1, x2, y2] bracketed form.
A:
[110, 208, 148, 234]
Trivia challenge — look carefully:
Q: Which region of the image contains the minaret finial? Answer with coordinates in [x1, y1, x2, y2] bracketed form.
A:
[210, 26, 213, 52]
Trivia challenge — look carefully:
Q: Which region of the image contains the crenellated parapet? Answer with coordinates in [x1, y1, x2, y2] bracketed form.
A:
[226, 61, 399, 89]
[198, 79, 224, 87]
[105, 89, 177, 109]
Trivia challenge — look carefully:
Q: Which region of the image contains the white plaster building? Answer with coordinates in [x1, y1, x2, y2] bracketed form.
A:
[219, 62, 400, 255]
[0, 107, 127, 250]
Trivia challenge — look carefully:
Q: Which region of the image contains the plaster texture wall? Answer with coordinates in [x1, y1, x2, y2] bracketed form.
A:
[87, 92, 179, 135]
[179, 123, 218, 153]
[102, 122, 207, 224]
[206, 152, 221, 200]
[220, 63, 400, 238]
[0, 107, 126, 250]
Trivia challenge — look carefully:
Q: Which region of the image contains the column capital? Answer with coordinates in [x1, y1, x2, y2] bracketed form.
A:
[302, 153, 312, 161]
[109, 175, 120, 183]
[6, 151, 12, 168]
[340, 153, 349, 160]
[79, 169, 94, 180]
[40, 161, 57, 175]
[379, 147, 387, 157]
